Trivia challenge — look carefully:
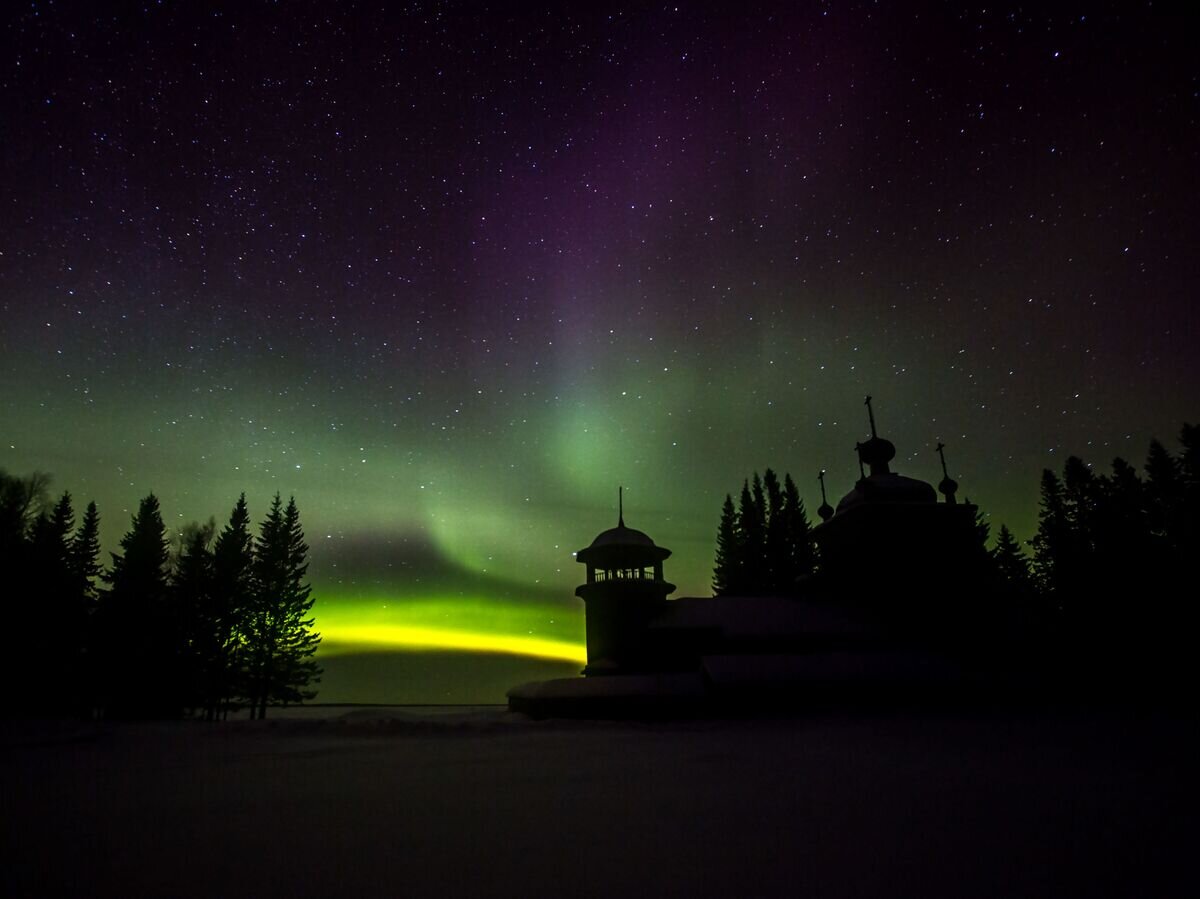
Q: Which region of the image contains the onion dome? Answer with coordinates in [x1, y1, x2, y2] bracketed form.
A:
[857, 435, 896, 476]
[817, 470, 835, 522]
[835, 396, 938, 513]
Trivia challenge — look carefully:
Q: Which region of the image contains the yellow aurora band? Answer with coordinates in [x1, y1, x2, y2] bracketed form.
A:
[314, 592, 587, 664]
[322, 624, 586, 663]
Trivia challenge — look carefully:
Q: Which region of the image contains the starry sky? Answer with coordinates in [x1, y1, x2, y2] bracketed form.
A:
[2, 3, 1196, 702]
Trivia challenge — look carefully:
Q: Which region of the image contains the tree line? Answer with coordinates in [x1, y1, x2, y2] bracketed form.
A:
[712, 423, 1198, 643]
[0, 473, 321, 719]
[1022, 424, 1199, 635]
[713, 469, 816, 595]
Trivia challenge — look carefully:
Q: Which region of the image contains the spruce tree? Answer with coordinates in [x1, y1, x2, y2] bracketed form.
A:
[992, 525, 1032, 595]
[1143, 438, 1180, 551]
[71, 501, 102, 604]
[69, 500, 101, 712]
[27, 492, 74, 588]
[1062, 457, 1098, 550]
[248, 495, 321, 718]
[274, 497, 322, 706]
[751, 473, 767, 544]
[211, 495, 254, 719]
[716, 471, 817, 596]
[1031, 469, 1068, 601]
[98, 493, 174, 717]
[23, 493, 75, 709]
[31, 492, 74, 563]
[172, 521, 216, 714]
[738, 476, 767, 594]
[762, 469, 786, 591]
[712, 494, 740, 595]
[1097, 458, 1150, 577]
[781, 473, 816, 583]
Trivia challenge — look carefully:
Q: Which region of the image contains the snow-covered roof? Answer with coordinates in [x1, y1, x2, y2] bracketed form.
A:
[651, 595, 887, 641]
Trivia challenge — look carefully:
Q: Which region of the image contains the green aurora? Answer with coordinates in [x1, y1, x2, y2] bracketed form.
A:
[4, 4, 1196, 702]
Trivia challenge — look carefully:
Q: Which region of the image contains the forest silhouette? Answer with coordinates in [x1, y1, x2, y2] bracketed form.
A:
[0, 481, 320, 719]
[2, 422, 1196, 717]
[712, 469, 817, 596]
[712, 423, 1199, 688]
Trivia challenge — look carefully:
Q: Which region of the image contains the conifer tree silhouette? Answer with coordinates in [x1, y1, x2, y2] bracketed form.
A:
[24, 493, 75, 709]
[210, 494, 254, 719]
[781, 473, 816, 584]
[715, 470, 817, 595]
[98, 493, 174, 718]
[1031, 469, 1069, 603]
[1095, 458, 1151, 604]
[712, 494, 741, 596]
[1026, 433, 1200, 646]
[246, 495, 321, 718]
[992, 525, 1033, 596]
[69, 500, 102, 712]
[172, 520, 216, 714]
[738, 476, 767, 594]
[763, 469, 786, 590]
[751, 473, 767, 574]
[1143, 438, 1181, 554]
[735, 479, 759, 594]
[71, 501, 102, 604]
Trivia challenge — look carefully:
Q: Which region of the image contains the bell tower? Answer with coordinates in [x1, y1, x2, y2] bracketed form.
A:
[574, 489, 675, 675]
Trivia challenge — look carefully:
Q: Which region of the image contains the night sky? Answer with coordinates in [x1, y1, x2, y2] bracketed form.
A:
[3, 3, 1196, 702]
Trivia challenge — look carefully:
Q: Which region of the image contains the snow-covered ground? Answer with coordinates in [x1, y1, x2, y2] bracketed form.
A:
[3, 707, 1195, 898]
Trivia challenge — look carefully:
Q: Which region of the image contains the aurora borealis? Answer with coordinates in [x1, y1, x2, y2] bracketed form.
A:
[2, 4, 1196, 702]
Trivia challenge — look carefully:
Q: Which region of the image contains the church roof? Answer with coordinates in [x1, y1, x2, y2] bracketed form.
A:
[835, 472, 938, 514]
[829, 397, 941, 515]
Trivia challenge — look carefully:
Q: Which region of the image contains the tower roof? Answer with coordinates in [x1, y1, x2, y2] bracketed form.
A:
[577, 522, 672, 564]
[585, 523, 659, 550]
[576, 489, 671, 564]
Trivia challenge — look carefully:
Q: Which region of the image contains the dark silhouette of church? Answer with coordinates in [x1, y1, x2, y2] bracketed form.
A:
[509, 398, 990, 717]
[814, 398, 985, 599]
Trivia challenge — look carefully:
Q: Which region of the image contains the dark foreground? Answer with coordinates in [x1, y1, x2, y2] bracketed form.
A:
[3, 706, 1196, 898]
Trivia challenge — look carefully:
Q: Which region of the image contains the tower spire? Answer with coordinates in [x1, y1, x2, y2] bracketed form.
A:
[856, 394, 896, 476]
[935, 442, 959, 504]
[618, 485, 624, 527]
